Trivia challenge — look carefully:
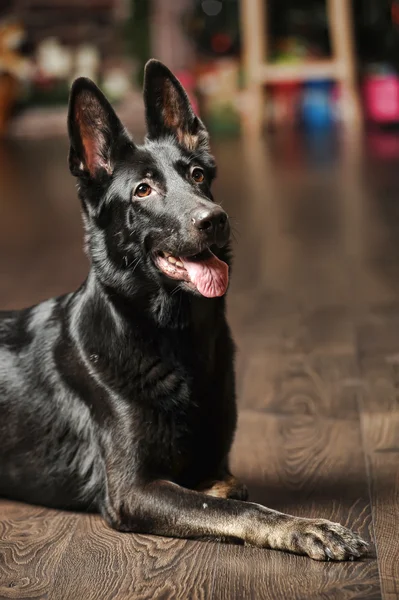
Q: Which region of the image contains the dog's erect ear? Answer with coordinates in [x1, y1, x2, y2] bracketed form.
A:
[68, 77, 124, 178]
[144, 59, 209, 153]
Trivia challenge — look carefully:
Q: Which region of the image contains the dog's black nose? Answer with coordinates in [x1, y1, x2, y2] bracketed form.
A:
[191, 207, 229, 244]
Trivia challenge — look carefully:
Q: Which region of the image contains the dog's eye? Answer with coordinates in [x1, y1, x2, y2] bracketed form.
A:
[134, 183, 152, 198]
[191, 168, 205, 183]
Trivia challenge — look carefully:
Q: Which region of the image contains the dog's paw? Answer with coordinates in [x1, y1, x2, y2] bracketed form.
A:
[290, 519, 369, 561]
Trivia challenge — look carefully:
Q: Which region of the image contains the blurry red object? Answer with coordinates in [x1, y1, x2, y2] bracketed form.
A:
[367, 130, 399, 159]
[392, 0, 399, 25]
[211, 33, 232, 54]
[270, 81, 301, 127]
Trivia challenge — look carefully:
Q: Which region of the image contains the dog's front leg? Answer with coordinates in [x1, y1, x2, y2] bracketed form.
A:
[102, 479, 368, 560]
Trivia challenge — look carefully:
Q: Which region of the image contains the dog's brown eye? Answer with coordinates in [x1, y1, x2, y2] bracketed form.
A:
[134, 183, 152, 198]
[192, 168, 205, 183]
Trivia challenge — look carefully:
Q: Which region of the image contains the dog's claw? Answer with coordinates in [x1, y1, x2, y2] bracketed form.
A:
[325, 547, 334, 560]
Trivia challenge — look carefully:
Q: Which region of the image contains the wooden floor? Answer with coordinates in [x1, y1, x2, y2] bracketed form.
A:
[0, 129, 398, 599]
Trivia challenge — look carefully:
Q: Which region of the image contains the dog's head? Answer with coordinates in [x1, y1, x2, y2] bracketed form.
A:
[68, 60, 230, 302]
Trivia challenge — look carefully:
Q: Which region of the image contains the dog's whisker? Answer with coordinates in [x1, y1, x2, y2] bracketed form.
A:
[131, 258, 142, 274]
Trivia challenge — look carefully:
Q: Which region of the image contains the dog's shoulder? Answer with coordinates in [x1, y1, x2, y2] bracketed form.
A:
[0, 295, 72, 351]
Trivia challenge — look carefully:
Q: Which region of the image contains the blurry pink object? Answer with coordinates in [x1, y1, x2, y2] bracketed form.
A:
[363, 75, 399, 123]
[175, 70, 199, 116]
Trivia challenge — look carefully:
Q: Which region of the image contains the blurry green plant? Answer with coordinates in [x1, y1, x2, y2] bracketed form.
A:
[124, 0, 151, 86]
[18, 81, 70, 108]
[205, 104, 240, 135]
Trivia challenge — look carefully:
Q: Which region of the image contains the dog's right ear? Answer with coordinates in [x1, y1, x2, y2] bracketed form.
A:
[68, 77, 125, 179]
[144, 59, 210, 153]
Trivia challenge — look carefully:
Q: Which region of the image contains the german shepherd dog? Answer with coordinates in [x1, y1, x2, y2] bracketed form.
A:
[0, 60, 368, 561]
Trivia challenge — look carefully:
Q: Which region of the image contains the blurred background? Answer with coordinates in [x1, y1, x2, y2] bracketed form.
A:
[1, 0, 399, 314]
[1, 0, 399, 137]
[2, 1, 399, 309]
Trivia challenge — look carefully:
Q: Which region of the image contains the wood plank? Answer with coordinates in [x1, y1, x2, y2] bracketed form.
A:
[227, 410, 380, 599]
[238, 304, 360, 419]
[361, 413, 399, 600]
[358, 304, 399, 361]
[240, 349, 360, 419]
[0, 500, 78, 599]
[360, 354, 399, 414]
[52, 517, 225, 600]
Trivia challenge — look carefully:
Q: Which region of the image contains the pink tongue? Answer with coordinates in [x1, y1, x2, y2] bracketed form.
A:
[181, 252, 229, 298]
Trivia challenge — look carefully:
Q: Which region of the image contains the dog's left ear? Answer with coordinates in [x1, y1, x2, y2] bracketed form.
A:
[68, 77, 125, 179]
[144, 59, 210, 153]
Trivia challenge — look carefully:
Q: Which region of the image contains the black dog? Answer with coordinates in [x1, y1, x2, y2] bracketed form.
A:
[0, 60, 368, 561]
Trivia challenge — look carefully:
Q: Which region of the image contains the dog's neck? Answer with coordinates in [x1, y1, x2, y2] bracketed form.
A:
[78, 269, 224, 334]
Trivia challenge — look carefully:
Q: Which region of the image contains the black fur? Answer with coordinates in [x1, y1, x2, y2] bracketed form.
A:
[0, 59, 234, 511]
[0, 61, 369, 561]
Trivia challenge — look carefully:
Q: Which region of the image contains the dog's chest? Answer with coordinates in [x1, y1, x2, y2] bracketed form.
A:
[121, 328, 233, 479]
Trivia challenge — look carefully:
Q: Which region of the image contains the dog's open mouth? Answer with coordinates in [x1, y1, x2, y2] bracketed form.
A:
[154, 249, 229, 298]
